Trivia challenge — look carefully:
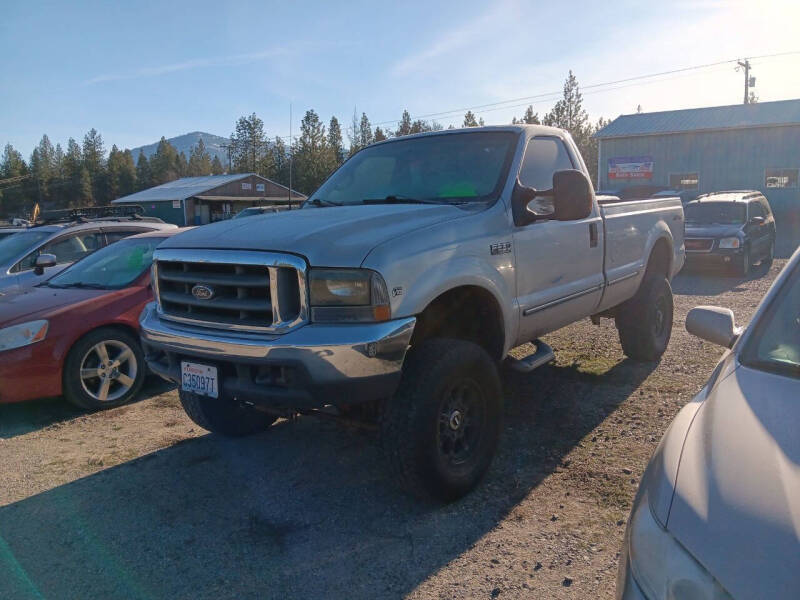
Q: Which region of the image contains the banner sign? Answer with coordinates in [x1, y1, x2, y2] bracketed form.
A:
[608, 156, 654, 180]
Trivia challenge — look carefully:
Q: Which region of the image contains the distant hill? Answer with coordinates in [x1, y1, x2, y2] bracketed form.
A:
[128, 131, 229, 164]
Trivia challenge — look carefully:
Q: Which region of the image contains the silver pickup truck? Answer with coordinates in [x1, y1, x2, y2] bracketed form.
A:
[140, 125, 684, 501]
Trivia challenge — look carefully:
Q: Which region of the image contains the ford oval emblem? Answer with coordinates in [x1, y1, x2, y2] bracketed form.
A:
[191, 284, 215, 300]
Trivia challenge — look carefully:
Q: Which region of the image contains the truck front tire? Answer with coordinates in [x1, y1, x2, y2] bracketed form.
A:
[615, 276, 673, 362]
[381, 339, 503, 502]
[179, 390, 277, 436]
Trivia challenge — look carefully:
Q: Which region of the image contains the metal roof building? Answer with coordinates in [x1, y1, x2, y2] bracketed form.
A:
[112, 173, 306, 225]
[594, 98, 800, 220]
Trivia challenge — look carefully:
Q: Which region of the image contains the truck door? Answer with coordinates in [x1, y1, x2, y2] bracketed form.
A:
[513, 136, 604, 343]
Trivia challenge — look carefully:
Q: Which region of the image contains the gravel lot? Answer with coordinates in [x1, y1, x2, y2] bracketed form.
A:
[0, 244, 794, 599]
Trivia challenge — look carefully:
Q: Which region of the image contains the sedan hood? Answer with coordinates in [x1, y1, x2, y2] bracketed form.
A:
[159, 204, 467, 266]
[0, 285, 108, 326]
[684, 224, 743, 238]
[667, 364, 800, 598]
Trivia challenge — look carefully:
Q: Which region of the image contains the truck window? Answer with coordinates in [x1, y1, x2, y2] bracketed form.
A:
[518, 137, 574, 191]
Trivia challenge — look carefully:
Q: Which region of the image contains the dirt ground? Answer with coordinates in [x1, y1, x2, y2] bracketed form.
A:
[0, 250, 792, 599]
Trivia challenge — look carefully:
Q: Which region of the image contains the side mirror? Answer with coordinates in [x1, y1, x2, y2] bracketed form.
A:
[686, 306, 740, 348]
[511, 180, 550, 226]
[750, 216, 765, 225]
[34, 253, 57, 276]
[552, 169, 593, 221]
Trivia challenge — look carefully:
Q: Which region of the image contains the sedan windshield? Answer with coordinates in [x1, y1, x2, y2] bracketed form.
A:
[0, 230, 51, 265]
[310, 131, 517, 206]
[47, 237, 163, 289]
[685, 202, 746, 225]
[741, 263, 800, 378]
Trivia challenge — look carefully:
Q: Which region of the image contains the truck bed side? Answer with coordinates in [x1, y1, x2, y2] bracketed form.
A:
[596, 196, 685, 313]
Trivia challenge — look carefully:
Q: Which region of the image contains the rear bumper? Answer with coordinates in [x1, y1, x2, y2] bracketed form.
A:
[139, 302, 415, 410]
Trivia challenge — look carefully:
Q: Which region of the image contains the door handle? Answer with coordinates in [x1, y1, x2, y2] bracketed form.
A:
[589, 223, 598, 248]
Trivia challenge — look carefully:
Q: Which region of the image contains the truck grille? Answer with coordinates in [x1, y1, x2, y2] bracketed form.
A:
[685, 238, 714, 252]
[153, 249, 308, 333]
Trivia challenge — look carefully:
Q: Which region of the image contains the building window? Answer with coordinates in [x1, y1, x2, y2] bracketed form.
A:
[765, 168, 798, 188]
[669, 172, 699, 190]
[241, 182, 252, 190]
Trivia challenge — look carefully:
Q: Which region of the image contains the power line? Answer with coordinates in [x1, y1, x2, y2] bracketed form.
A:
[272, 50, 800, 141]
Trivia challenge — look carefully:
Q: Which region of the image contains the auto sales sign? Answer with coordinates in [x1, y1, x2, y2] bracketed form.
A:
[608, 156, 654, 180]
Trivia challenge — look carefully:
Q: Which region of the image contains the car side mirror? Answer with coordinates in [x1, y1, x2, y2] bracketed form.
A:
[686, 306, 741, 348]
[750, 216, 765, 225]
[511, 180, 552, 226]
[552, 169, 593, 221]
[34, 253, 57, 276]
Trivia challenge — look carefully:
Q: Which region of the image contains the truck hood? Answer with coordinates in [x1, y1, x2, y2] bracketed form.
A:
[666, 364, 800, 598]
[160, 204, 467, 266]
[684, 223, 743, 238]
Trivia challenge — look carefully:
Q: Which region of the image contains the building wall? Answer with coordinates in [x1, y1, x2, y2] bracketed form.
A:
[122, 200, 186, 225]
[598, 124, 800, 214]
[206, 174, 303, 201]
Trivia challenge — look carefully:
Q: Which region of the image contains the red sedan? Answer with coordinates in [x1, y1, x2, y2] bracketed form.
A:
[0, 229, 181, 409]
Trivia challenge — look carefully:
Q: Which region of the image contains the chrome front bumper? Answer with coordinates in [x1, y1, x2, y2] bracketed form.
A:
[139, 302, 415, 408]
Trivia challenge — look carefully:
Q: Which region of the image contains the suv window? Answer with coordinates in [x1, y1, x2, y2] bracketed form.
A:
[519, 137, 574, 191]
[18, 231, 104, 271]
[750, 202, 765, 219]
[104, 228, 149, 244]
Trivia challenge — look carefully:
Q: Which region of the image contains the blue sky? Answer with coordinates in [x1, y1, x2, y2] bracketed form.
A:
[3, 0, 800, 157]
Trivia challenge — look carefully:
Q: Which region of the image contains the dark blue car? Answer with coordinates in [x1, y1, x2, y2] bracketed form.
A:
[684, 190, 776, 276]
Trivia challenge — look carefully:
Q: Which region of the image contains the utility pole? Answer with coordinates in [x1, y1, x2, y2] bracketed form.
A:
[737, 59, 754, 104]
[288, 103, 293, 209]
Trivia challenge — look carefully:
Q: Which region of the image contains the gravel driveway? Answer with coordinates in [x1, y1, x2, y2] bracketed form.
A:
[0, 251, 792, 600]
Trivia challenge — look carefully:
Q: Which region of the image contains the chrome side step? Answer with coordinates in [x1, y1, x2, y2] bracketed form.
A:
[506, 340, 555, 373]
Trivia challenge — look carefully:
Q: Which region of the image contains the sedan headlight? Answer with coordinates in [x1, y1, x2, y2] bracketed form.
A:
[717, 237, 740, 249]
[309, 269, 391, 323]
[0, 320, 49, 352]
[627, 491, 732, 599]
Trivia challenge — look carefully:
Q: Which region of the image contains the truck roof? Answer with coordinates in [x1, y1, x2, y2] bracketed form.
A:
[692, 190, 763, 203]
[369, 124, 567, 146]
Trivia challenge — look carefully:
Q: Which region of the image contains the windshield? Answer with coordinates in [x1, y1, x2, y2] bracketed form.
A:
[0, 230, 51, 265]
[685, 202, 746, 225]
[741, 262, 800, 378]
[310, 131, 517, 206]
[233, 208, 262, 219]
[47, 237, 162, 289]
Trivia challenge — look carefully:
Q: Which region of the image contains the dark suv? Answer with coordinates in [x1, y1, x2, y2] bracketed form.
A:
[684, 191, 776, 276]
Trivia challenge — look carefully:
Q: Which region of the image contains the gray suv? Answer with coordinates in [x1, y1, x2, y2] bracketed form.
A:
[0, 218, 176, 295]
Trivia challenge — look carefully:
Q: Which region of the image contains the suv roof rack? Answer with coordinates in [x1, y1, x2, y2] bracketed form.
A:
[33, 205, 163, 226]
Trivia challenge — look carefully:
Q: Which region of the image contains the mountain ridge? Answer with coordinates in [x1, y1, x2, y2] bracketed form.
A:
[127, 131, 229, 164]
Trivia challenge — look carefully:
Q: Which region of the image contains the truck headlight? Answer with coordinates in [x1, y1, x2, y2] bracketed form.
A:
[626, 491, 732, 599]
[309, 269, 391, 323]
[717, 237, 740, 249]
[0, 320, 49, 352]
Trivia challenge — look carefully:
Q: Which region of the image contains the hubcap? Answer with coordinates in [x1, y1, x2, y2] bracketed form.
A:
[79, 340, 138, 402]
[437, 379, 485, 466]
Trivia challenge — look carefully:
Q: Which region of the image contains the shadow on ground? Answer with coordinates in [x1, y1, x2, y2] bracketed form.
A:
[0, 376, 174, 439]
[0, 358, 654, 599]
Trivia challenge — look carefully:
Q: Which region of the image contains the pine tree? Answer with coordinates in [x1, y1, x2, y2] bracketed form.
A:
[0, 144, 29, 216]
[327, 116, 344, 165]
[175, 151, 189, 178]
[119, 150, 137, 196]
[107, 144, 123, 200]
[63, 138, 84, 207]
[396, 110, 413, 136]
[230, 113, 271, 175]
[521, 105, 540, 124]
[210, 155, 224, 175]
[347, 108, 360, 156]
[150, 137, 179, 185]
[78, 167, 93, 205]
[82, 128, 106, 204]
[293, 109, 335, 194]
[374, 126, 387, 142]
[53, 143, 65, 180]
[463, 111, 483, 127]
[271, 136, 290, 186]
[358, 113, 373, 148]
[30, 134, 56, 204]
[188, 138, 212, 176]
[136, 150, 152, 190]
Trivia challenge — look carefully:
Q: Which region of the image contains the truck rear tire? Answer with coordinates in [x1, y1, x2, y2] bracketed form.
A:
[381, 339, 503, 502]
[179, 390, 277, 436]
[616, 276, 673, 362]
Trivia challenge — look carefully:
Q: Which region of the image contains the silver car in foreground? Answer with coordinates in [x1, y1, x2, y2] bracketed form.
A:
[618, 245, 799, 599]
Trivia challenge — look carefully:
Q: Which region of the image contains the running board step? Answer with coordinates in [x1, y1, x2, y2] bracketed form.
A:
[506, 340, 555, 373]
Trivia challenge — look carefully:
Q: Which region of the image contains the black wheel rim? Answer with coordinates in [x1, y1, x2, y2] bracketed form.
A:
[437, 379, 485, 466]
[652, 294, 668, 339]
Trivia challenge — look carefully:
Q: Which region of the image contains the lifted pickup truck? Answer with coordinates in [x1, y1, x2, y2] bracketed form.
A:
[140, 125, 684, 501]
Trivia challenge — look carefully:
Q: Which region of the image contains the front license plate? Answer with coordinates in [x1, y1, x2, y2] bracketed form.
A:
[181, 361, 218, 398]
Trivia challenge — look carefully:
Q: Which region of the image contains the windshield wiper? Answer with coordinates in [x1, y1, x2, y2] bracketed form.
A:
[362, 195, 456, 205]
[49, 282, 107, 289]
[306, 198, 341, 207]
